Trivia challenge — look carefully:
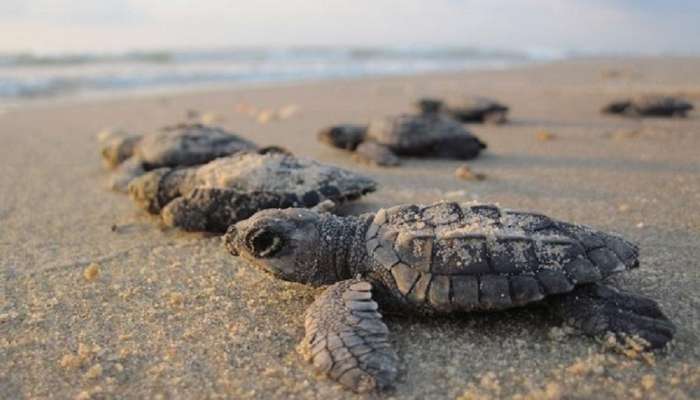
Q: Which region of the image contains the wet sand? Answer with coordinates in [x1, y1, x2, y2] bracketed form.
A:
[1, 57, 699, 399]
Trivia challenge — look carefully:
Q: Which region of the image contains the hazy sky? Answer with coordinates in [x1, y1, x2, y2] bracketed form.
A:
[0, 0, 698, 54]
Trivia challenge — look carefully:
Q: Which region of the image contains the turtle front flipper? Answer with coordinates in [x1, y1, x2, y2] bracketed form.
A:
[128, 167, 189, 213]
[161, 188, 300, 233]
[432, 135, 486, 160]
[550, 283, 675, 350]
[354, 142, 401, 166]
[109, 157, 146, 192]
[300, 279, 398, 393]
[602, 100, 633, 115]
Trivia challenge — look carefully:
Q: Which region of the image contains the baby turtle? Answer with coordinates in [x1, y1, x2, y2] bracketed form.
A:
[318, 114, 486, 166]
[417, 96, 509, 124]
[602, 95, 694, 117]
[99, 123, 280, 192]
[224, 202, 675, 393]
[128, 151, 376, 233]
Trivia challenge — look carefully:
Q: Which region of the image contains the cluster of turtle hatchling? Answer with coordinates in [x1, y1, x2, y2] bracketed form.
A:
[99, 122, 378, 232]
[98, 92, 690, 393]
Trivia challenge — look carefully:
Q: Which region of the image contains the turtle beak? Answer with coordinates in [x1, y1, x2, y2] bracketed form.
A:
[224, 225, 239, 256]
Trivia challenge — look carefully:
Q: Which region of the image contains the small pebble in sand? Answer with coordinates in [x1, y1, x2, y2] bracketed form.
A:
[83, 263, 100, 282]
[277, 104, 300, 119]
[536, 130, 556, 141]
[455, 165, 486, 181]
[636, 222, 645, 228]
[59, 354, 82, 369]
[84, 364, 103, 380]
[75, 391, 91, 400]
[200, 112, 223, 124]
[641, 375, 655, 391]
[169, 292, 184, 307]
[256, 110, 275, 124]
[78, 343, 93, 359]
[618, 204, 630, 212]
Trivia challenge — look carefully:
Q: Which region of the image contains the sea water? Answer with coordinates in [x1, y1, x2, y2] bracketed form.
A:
[0, 46, 562, 104]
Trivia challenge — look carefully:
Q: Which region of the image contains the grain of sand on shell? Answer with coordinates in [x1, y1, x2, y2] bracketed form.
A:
[1, 57, 700, 399]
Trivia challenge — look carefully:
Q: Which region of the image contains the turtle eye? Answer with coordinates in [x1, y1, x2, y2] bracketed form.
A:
[247, 228, 284, 258]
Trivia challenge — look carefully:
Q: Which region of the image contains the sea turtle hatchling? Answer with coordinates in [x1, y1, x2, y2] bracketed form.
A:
[224, 202, 675, 393]
[318, 113, 486, 166]
[127, 151, 376, 233]
[417, 96, 510, 124]
[602, 95, 694, 117]
[99, 123, 281, 192]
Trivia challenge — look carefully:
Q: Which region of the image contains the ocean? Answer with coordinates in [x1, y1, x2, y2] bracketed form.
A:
[0, 47, 562, 104]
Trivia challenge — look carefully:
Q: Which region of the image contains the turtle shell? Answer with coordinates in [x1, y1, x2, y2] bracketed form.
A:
[442, 96, 509, 122]
[136, 123, 257, 167]
[366, 202, 638, 312]
[450, 96, 507, 112]
[365, 114, 475, 154]
[190, 152, 377, 207]
[629, 95, 693, 116]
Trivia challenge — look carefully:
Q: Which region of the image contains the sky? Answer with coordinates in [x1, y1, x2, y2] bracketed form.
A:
[0, 0, 698, 55]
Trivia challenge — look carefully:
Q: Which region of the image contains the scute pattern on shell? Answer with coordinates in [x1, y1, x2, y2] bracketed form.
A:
[366, 114, 473, 150]
[193, 152, 377, 205]
[137, 123, 257, 167]
[365, 202, 640, 311]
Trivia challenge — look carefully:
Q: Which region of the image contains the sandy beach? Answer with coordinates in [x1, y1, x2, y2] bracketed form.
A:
[1, 57, 699, 399]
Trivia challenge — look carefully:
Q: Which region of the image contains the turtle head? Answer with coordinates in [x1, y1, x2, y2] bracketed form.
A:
[99, 133, 141, 169]
[317, 124, 367, 151]
[225, 208, 338, 286]
[416, 98, 444, 115]
[602, 100, 632, 114]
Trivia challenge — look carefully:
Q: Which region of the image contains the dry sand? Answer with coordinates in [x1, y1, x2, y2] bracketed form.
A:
[1, 57, 699, 399]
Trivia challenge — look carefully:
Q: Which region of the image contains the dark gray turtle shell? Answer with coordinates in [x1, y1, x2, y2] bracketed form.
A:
[417, 96, 509, 123]
[136, 123, 258, 168]
[365, 114, 481, 154]
[603, 95, 694, 117]
[365, 202, 639, 312]
[188, 152, 376, 203]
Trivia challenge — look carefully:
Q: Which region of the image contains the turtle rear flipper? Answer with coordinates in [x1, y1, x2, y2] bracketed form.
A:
[550, 283, 675, 350]
[301, 279, 398, 393]
[482, 110, 508, 124]
[354, 142, 401, 166]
